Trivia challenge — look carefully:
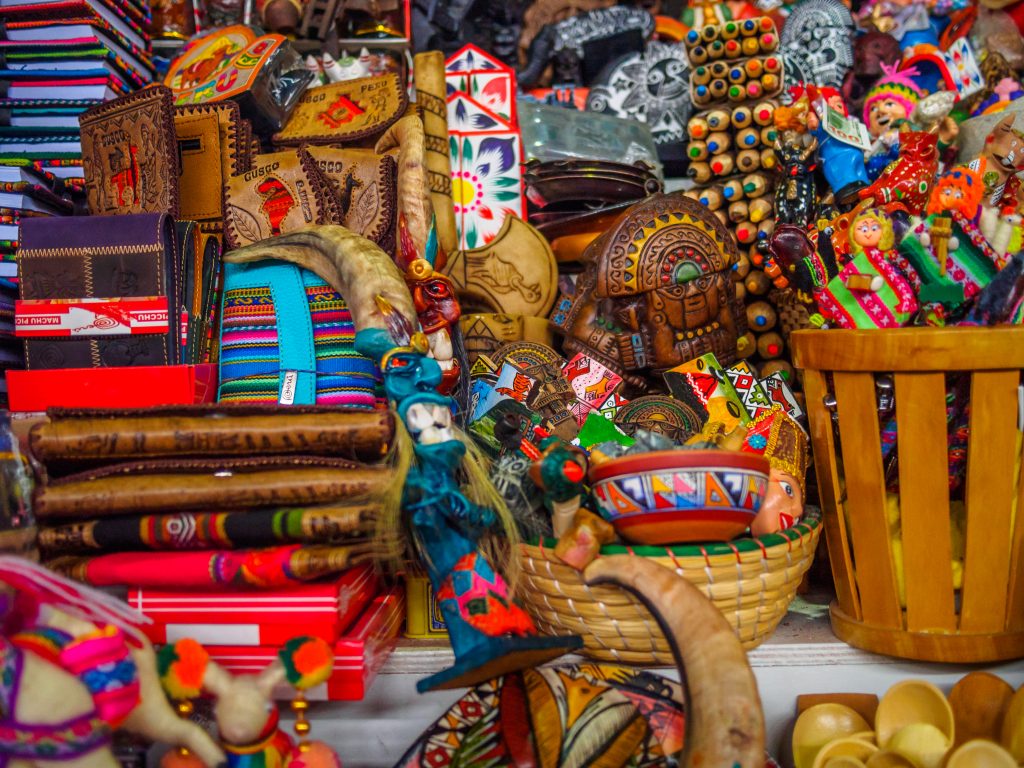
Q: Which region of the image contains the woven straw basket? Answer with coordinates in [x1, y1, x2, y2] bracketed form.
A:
[518, 507, 822, 665]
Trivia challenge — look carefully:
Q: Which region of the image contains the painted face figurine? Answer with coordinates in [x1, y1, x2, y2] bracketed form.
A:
[863, 63, 923, 139]
[397, 218, 461, 393]
[740, 406, 809, 536]
[849, 207, 920, 292]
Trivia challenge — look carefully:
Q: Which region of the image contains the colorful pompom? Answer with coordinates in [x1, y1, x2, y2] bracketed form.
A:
[157, 638, 210, 700]
[286, 741, 342, 768]
[278, 636, 333, 691]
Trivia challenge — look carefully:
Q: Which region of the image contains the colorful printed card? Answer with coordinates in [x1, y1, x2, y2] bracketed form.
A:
[663, 352, 750, 432]
[760, 373, 805, 424]
[724, 360, 774, 419]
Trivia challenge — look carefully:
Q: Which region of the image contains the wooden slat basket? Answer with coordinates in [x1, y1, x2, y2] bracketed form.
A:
[517, 508, 822, 665]
[792, 327, 1024, 662]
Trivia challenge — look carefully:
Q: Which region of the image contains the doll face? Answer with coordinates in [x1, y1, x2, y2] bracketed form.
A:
[750, 468, 804, 537]
[853, 216, 885, 248]
[935, 183, 965, 213]
[867, 97, 908, 136]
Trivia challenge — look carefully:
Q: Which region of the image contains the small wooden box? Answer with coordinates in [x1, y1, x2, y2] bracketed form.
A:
[792, 327, 1024, 662]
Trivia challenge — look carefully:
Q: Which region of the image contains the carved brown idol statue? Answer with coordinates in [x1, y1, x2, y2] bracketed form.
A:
[550, 193, 745, 389]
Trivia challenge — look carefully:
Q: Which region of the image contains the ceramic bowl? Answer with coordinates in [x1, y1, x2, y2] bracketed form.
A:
[589, 449, 770, 545]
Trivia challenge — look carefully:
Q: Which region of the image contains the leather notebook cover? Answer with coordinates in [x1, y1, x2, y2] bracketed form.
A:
[223, 148, 341, 248]
[272, 74, 407, 148]
[30, 406, 395, 466]
[173, 102, 244, 231]
[33, 455, 393, 518]
[18, 212, 180, 369]
[304, 146, 397, 254]
[80, 85, 180, 217]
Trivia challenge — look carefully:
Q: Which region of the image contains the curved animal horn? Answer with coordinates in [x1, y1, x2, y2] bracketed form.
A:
[223, 225, 418, 337]
[376, 114, 434, 263]
[583, 556, 765, 768]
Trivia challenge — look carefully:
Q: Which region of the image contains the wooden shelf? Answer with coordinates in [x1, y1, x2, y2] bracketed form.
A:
[279, 594, 1024, 768]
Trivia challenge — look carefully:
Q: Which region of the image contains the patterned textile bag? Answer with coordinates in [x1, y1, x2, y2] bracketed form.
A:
[217, 259, 380, 407]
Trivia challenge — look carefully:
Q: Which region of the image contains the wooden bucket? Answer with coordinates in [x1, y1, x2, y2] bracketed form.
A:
[792, 327, 1024, 662]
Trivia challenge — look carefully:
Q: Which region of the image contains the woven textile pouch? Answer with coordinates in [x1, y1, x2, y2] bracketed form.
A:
[217, 259, 380, 407]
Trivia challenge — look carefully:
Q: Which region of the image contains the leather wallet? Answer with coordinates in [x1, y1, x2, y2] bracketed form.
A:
[30, 406, 395, 467]
[223, 148, 341, 248]
[80, 85, 180, 217]
[18, 213, 181, 369]
[272, 74, 408, 148]
[173, 102, 245, 231]
[304, 146, 397, 253]
[33, 455, 393, 518]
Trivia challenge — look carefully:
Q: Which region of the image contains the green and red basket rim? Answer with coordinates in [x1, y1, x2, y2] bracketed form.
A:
[527, 505, 822, 555]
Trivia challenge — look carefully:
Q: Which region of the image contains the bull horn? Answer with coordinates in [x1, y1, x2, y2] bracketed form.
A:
[583, 555, 765, 768]
[223, 225, 418, 338]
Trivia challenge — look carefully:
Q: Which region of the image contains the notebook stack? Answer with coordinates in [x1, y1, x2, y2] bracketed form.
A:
[0, 0, 156, 194]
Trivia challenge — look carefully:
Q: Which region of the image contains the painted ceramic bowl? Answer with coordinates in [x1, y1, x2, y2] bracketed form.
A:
[589, 449, 770, 545]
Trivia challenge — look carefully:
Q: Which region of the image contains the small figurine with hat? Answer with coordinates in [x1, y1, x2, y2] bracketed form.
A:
[863, 63, 924, 178]
[740, 406, 809, 536]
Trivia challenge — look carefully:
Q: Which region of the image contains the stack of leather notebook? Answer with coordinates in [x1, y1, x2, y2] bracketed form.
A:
[31, 405, 396, 589]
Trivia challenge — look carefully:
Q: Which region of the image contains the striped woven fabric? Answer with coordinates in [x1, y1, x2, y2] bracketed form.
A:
[218, 271, 380, 407]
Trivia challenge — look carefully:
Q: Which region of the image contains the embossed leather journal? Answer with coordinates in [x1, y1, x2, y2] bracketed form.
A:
[80, 85, 180, 217]
[223, 149, 340, 248]
[17, 213, 180, 370]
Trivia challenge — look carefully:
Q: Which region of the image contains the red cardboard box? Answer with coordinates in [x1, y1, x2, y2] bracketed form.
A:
[6, 364, 217, 412]
[205, 586, 405, 701]
[129, 565, 379, 646]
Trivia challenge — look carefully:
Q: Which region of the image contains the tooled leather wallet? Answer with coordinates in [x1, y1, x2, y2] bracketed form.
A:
[173, 102, 247, 232]
[271, 73, 407, 148]
[17, 212, 180, 369]
[223, 148, 340, 248]
[79, 85, 180, 217]
[304, 146, 397, 253]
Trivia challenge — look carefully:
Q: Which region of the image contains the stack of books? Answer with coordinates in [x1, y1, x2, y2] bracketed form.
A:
[0, 0, 155, 191]
[0, 0, 154, 399]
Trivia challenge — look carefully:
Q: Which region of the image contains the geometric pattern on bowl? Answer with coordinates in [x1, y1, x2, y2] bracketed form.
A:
[590, 449, 770, 544]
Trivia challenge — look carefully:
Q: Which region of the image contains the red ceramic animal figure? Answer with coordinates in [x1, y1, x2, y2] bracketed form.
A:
[256, 177, 297, 235]
[111, 145, 140, 207]
[858, 131, 939, 215]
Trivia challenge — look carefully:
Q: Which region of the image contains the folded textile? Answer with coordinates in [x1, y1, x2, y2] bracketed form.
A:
[45, 544, 369, 588]
[30, 406, 395, 468]
[38, 502, 378, 552]
[34, 455, 391, 518]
